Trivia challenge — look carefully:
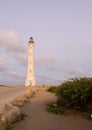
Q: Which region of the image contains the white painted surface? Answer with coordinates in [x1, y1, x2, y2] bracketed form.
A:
[25, 37, 36, 86]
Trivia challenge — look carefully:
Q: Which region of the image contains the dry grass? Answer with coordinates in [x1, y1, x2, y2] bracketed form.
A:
[0, 86, 16, 89]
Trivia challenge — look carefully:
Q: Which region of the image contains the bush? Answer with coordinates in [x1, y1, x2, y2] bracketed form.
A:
[46, 103, 66, 114]
[0, 113, 27, 130]
[57, 78, 92, 113]
[15, 113, 27, 122]
[47, 86, 58, 93]
[0, 121, 12, 130]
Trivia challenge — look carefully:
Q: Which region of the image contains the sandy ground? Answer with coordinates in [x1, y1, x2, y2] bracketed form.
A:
[0, 87, 27, 112]
[12, 90, 92, 130]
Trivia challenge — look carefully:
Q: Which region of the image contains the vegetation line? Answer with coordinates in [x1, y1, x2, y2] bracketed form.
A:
[47, 77, 92, 116]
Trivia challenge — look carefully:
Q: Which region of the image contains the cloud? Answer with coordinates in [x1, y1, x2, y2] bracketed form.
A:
[0, 30, 27, 85]
[64, 66, 88, 77]
[36, 55, 60, 70]
[36, 55, 86, 72]
[5, 71, 25, 80]
[0, 70, 25, 85]
[36, 74, 64, 85]
[0, 30, 24, 52]
[62, 42, 92, 55]
[0, 30, 27, 66]
[0, 57, 7, 71]
[36, 55, 90, 79]
[10, 52, 27, 66]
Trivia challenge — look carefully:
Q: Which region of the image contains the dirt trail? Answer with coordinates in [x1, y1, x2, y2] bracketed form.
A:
[0, 87, 27, 113]
[13, 90, 92, 130]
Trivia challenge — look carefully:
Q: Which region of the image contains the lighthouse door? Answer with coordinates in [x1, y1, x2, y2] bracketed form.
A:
[29, 80, 32, 86]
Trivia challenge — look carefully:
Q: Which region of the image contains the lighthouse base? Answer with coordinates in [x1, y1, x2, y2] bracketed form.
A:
[25, 79, 36, 87]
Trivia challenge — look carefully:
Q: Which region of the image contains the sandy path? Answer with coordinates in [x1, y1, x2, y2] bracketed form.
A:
[13, 90, 92, 130]
[0, 87, 27, 112]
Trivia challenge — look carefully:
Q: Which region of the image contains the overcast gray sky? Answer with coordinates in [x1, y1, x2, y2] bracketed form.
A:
[0, 0, 92, 85]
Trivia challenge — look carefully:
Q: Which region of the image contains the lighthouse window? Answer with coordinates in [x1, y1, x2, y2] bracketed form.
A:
[30, 61, 32, 64]
[30, 70, 32, 73]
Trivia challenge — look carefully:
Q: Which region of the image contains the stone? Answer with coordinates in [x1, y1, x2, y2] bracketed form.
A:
[13, 97, 25, 107]
[25, 88, 33, 99]
[53, 104, 58, 107]
[91, 114, 92, 118]
[1, 104, 20, 123]
[14, 100, 23, 107]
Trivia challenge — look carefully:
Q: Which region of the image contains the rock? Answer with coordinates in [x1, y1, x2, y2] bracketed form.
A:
[25, 88, 33, 99]
[13, 97, 25, 107]
[91, 114, 92, 118]
[1, 104, 20, 123]
[3, 103, 12, 111]
[53, 104, 58, 108]
[14, 100, 23, 107]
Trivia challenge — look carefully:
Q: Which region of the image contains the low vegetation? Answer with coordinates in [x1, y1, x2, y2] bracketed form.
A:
[47, 86, 58, 93]
[0, 113, 27, 130]
[47, 77, 92, 115]
[15, 113, 27, 122]
[0, 121, 12, 130]
[46, 103, 67, 115]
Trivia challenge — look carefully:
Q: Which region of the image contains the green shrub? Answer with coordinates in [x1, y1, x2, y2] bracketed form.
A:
[0, 113, 27, 130]
[46, 103, 66, 114]
[15, 113, 27, 122]
[47, 86, 58, 93]
[57, 78, 92, 113]
[0, 121, 12, 130]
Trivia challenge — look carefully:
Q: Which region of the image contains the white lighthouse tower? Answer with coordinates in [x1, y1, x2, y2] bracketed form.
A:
[25, 37, 36, 86]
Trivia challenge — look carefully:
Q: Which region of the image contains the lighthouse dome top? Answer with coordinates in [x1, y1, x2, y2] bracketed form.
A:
[29, 37, 34, 43]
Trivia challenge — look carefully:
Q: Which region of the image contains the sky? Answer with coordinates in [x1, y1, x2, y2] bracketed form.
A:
[0, 0, 92, 86]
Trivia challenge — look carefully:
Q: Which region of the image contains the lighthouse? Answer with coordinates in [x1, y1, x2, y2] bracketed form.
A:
[25, 37, 36, 86]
